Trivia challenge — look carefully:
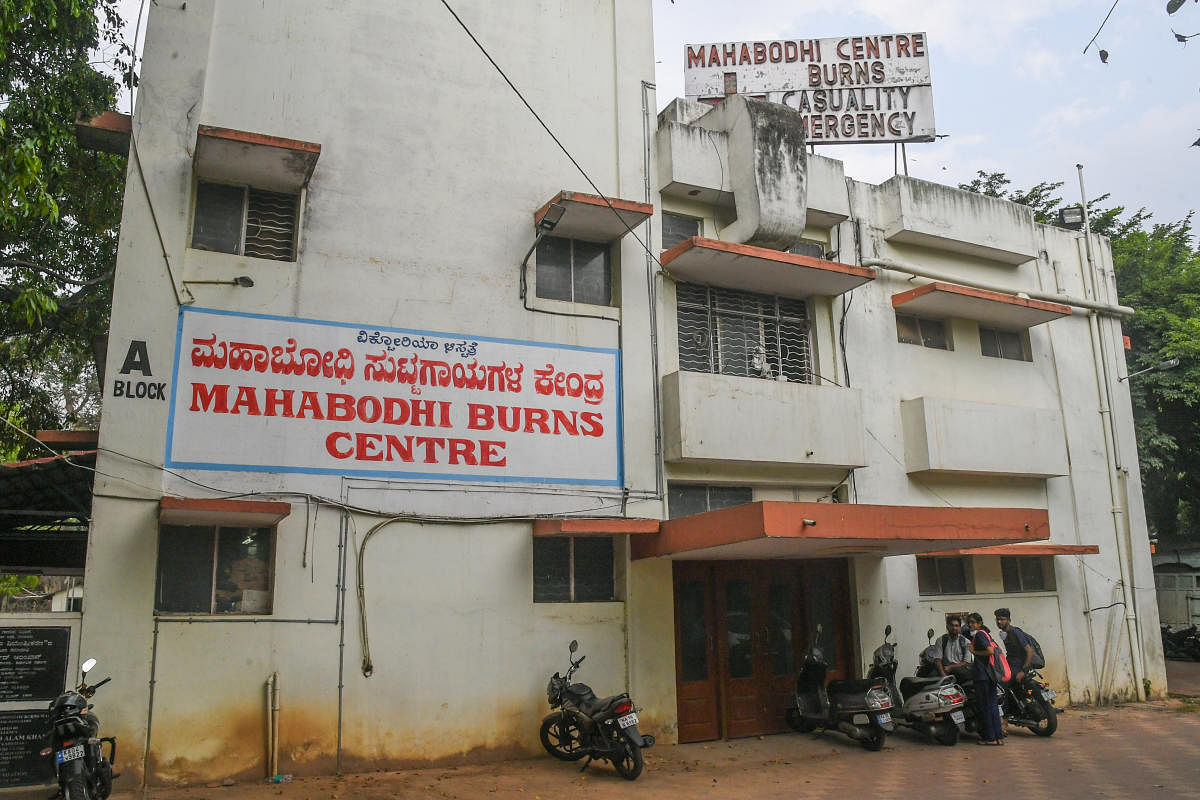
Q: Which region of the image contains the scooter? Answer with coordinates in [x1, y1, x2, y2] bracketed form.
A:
[867, 626, 966, 746]
[785, 624, 894, 750]
[40, 658, 117, 800]
[539, 640, 654, 780]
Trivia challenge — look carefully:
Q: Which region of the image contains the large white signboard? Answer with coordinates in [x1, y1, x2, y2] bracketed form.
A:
[683, 33, 935, 144]
[166, 308, 622, 486]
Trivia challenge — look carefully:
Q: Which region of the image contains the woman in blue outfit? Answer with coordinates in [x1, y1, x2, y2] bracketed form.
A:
[966, 612, 1004, 745]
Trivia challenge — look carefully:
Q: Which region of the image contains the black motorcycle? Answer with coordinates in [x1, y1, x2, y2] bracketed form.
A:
[1161, 624, 1200, 661]
[1000, 669, 1059, 737]
[785, 624, 894, 750]
[540, 640, 654, 780]
[40, 658, 117, 800]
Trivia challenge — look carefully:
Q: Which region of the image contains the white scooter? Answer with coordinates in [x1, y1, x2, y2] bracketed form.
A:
[867, 626, 967, 746]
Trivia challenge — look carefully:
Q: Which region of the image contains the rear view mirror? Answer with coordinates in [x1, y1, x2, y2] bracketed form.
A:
[884, 624, 892, 637]
[927, 628, 936, 640]
[569, 640, 578, 654]
[81, 658, 97, 677]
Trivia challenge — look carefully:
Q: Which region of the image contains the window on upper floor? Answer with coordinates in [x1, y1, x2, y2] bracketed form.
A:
[662, 212, 701, 250]
[917, 556, 974, 595]
[896, 313, 951, 350]
[677, 282, 813, 383]
[532, 535, 615, 603]
[668, 483, 754, 519]
[980, 327, 1030, 362]
[1001, 556, 1056, 592]
[155, 524, 275, 614]
[535, 236, 611, 306]
[191, 180, 299, 262]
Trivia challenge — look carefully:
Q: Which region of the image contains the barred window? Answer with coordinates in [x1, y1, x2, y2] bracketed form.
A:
[676, 283, 812, 383]
[191, 180, 298, 262]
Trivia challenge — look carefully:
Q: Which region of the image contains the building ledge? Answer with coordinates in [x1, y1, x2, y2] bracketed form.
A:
[661, 237, 875, 299]
[892, 281, 1071, 329]
[75, 111, 131, 155]
[534, 191, 653, 244]
[36, 430, 99, 451]
[924, 543, 1099, 557]
[195, 125, 321, 193]
[532, 518, 660, 536]
[159, 496, 291, 527]
[631, 501, 1048, 560]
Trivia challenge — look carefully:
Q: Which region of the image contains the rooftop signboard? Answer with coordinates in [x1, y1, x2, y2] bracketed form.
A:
[683, 33, 935, 144]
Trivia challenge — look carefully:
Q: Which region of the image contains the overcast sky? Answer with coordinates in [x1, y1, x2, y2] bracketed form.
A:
[654, 0, 1199, 225]
[107, 0, 1196, 225]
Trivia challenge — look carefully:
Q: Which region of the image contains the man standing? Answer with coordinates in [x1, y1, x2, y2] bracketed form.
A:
[934, 616, 973, 682]
[994, 608, 1034, 684]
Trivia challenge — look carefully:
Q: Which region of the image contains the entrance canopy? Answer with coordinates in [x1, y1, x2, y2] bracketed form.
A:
[0, 449, 95, 573]
[631, 501, 1049, 561]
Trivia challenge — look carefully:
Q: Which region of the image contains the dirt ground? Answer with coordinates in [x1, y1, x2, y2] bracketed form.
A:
[66, 698, 1197, 800]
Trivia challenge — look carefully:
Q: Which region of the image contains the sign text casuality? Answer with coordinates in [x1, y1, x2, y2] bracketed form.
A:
[683, 33, 935, 144]
[167, 308, 622, 486]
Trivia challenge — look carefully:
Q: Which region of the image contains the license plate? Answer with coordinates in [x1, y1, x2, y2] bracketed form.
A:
[56, 745, 84, 764]
[1041, 689, 1057, 701]
[950, 710, 965, 724]
[875, 713, 891, 725]
[617, 712, 639, 729]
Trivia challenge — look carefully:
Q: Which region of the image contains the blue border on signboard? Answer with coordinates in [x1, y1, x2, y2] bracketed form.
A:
[165, 307, 625, 487]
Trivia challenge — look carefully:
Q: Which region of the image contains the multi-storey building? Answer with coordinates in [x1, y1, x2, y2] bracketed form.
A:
[55, 0, 1163, 786]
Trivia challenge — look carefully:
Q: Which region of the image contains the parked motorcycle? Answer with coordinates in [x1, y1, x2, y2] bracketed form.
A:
[1000, 669, 1059, 737]
[867, 626, 966, 746]
[1161, 624, 1200, 661]
[40, 658, 117, 800]
[540, 640, 654, 780]
[785, 624, 894, 750]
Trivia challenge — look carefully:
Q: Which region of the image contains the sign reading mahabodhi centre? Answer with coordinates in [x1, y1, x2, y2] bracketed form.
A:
[167, 308, 622, 486]
[684, 33, 935, 144]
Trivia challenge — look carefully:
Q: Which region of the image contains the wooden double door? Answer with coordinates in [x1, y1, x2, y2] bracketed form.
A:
[673, 559, 852, 743]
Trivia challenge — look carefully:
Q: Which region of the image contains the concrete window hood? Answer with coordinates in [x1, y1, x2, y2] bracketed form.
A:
[159, 496, 292, 528]
[891, 281, 1072, 330]
[661, 237, 875, 299]
[533, 191, 653, 243]
[193, 125, 321, 193]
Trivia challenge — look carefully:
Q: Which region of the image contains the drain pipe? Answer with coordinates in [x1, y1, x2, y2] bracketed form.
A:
[267, 672, 280, 778]
[860, 257, 1134, 318]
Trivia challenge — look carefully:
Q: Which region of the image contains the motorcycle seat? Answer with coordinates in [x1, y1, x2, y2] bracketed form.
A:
[899, 676, 946, 697]
[826, 678, 881, 695]
[578, 692, 628, 718]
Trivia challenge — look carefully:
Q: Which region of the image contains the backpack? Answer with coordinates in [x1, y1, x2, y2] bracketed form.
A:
[1014, 627, 1046, 670]
[982, 630, 1012, 683]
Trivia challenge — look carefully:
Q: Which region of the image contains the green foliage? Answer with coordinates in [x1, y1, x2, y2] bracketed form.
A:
[0, 0, 130, 458]
[962, 172, 1200, 545]
[0, 573, 39, 598]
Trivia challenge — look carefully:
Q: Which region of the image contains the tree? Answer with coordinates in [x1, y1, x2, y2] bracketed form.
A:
[0, 0, 132, 458]
[961, 171, 1200, 547]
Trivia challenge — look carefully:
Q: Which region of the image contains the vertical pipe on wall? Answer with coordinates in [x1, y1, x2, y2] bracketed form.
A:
[268, 672, 280, 778]
[1077, 164, 1145, 701]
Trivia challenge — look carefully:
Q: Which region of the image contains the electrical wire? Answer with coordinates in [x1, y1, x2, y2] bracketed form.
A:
[1083, 0, 1122, 54]
[436, 0, 662, 272]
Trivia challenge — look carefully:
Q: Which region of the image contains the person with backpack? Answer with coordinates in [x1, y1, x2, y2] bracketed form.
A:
[994, 608, 1035, 685]
[967, 612, 1007, 745]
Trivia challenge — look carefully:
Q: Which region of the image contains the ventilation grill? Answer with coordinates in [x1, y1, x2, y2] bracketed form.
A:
[244, 189, 297, 261]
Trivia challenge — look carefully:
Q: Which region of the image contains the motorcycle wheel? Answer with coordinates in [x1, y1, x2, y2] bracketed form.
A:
[785, 708, 819, 733]
[66, 777, 92, 800]
[932, 721, 959, 746]
[860, 730, 887, 751]
[611, 737, 643, 781]
[1028, 698, 1058, 737]
[539, 716, 586, 761]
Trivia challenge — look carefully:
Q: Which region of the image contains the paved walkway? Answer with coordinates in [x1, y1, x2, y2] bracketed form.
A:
[1167, 655, 1200, 696]
[61, 701, 1196, 800]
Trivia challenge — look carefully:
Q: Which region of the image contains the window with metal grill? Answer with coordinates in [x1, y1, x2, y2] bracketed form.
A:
[191, 180, 298, 262]
[535, 236, 611, 306]
[662, 212, 700, 250]
[676, 282, 812, 383]
[980, 327, 1029, 361]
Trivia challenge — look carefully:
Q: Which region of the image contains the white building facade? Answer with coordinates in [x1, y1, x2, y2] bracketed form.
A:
[79, 0, 1162, 786]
